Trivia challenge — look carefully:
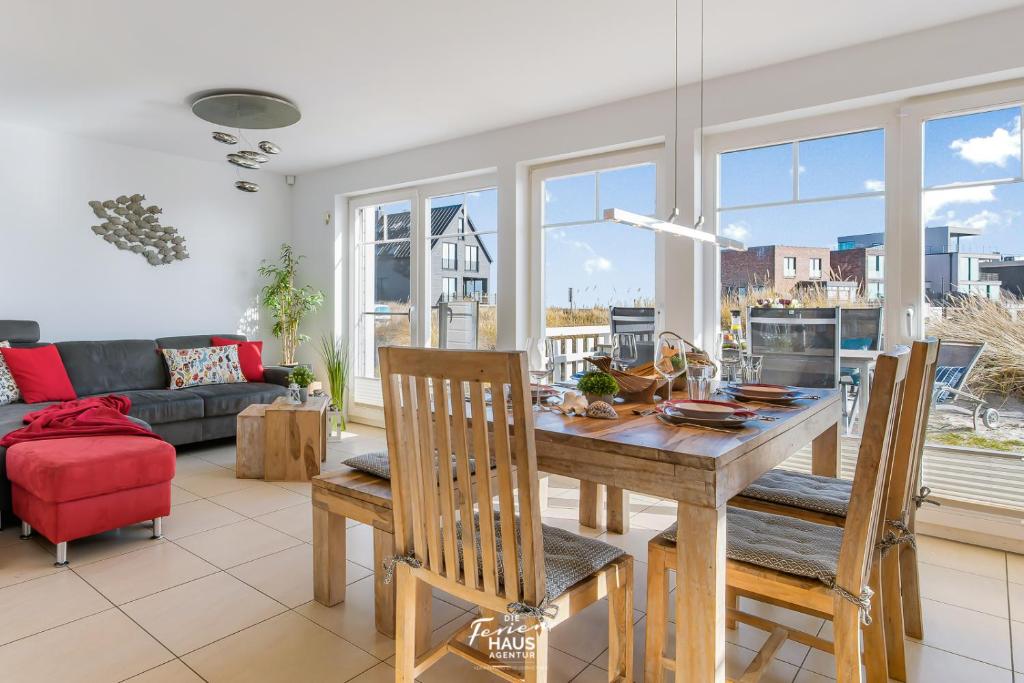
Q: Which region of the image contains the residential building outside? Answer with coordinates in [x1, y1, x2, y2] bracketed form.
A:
[374, 204, 494, 305]
[830, 244, 886, 300]
[721, 245, 831, 295]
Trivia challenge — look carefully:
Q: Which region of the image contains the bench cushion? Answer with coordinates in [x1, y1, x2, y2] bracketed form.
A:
[7, 436, 176, 503]
[738, 469, 851, 517]
[112, 389, 205, 424]
[344, 451, 479, 480]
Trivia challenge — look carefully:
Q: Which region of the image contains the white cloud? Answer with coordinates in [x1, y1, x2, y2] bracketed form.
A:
[949, 116, 1021, 167]
[583, 256, 612, 274]
[722, 222, 750, 241]
[960, 210, 1002, 230]
[922, 184, 997, 222]
[864, 179, 885, 192]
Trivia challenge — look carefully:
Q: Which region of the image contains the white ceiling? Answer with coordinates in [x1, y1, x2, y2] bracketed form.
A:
[2, 0, 1021, 174]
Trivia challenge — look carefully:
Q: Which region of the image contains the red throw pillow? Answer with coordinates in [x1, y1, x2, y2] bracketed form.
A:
[211, 337, 265, 382]
[0, 345, 77, 403]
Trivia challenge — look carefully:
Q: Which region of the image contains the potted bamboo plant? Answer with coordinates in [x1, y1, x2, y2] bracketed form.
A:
[318, 334, 349, 436]
[258, 244, 325, 366]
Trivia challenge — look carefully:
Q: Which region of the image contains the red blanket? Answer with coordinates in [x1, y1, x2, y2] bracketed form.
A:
[0, 395, 162, 448]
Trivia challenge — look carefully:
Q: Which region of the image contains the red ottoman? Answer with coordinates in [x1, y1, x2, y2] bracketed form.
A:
[7, 436, 176, 565]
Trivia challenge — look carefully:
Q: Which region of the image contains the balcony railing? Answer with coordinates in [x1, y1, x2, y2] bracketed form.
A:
[546, 325, 610, 381]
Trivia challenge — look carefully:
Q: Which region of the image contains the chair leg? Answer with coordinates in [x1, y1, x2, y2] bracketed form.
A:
[881, 547, 908, 682]
[644, 546, 668, 683]
[726, 587, 738, 630]
[862, 560, 888, 683]
[899, 510, 924, 640]
[394, 565, 419, 683]
[833, 602, 864, 683]
[524, 617, 549, 683]
[607, 559, 634, 681]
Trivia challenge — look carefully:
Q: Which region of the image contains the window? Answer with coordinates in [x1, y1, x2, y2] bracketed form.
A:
[465, 245, 479, 272]
[837, 240, 855, 251]
[921, 104, 1024, 459]
[867, 282, 884, 300]
[538, 157, 657, 344]
[809, 258, 822, 279]
[783, 257, 797, 277]
[428, 188, 498, 349]
[464, 277, 487, 300]
[868, 255, 883, 277]
[441, 242, 457, 270]
[441, 277, 457, 301]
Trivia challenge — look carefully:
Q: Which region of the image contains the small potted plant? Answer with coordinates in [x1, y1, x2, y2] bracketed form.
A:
[318, 334, 349, 436]
[576, 371, 619, 405]
[289, 366, 315, 403]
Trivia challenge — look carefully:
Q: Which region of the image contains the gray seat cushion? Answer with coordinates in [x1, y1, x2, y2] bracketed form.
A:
[0, 402, 57, 426]
[344, 451, 480, 480]
[660, 506, 843, 585]
[181, 382, 287, 417]
[739, 469, 851, 517]
[110, 389, 205, 424]
[458, 512, 625, 600]
[57, 340, 166, 396]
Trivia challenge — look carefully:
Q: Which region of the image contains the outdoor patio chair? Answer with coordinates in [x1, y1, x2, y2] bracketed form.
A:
[747, 307, 841, 389]
[932, 340, 999, 430]
[606, 306, 655, 370]
[839, 307, 883, 431]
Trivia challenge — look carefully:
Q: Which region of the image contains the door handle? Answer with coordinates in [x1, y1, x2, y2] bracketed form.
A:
[905, 306, 915, 338]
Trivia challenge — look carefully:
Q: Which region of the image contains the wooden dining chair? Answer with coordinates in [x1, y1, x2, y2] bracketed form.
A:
[645, 346, 911, 683]
[379, 346, 634, 683]
[728, 338, 939, 681]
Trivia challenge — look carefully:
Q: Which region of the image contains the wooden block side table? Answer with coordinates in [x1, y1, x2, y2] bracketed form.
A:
[263, 395, 329, 482]
[236, 404, 269, 478]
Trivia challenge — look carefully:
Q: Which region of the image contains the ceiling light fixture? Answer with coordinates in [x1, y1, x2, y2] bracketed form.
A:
[603, 0, 744, 251]
[190, 91, 301, 193]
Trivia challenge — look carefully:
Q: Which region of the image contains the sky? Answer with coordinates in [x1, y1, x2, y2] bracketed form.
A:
[366, 106, 1024, 309]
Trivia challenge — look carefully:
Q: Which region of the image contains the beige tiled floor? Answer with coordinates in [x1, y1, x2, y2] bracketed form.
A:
[1, 424, 1022, 682]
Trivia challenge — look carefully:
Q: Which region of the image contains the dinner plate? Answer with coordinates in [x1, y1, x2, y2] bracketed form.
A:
[720, 388, 808, 405]
[729, 383, 801, 399]
[660, 406, 755, 428]
[662, 399, 754, 421]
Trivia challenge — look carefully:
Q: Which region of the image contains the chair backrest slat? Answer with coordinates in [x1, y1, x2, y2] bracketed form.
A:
[412, 376, 444, 573]
[431, 377, 461, 578]
[835, 346, 909, 596]
[884, 338, 940, 523]
[489, 382, 521, 602]
[468, 380, 501, 594]
[449, 380, 480, 589]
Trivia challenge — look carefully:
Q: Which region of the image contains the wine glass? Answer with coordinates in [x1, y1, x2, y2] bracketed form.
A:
[526, 337, 553, 411]
[654, 332, 688, 403]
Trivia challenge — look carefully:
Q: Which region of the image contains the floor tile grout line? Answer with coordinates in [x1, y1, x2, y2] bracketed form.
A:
[918, 557, 1011, 583]
[1009, 553, 1017, 675]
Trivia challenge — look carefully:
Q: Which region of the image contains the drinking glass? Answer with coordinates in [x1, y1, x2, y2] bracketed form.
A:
[654, 332, 688, 403]
[526, 337, 553, 411]
[686, 364, 715, 400]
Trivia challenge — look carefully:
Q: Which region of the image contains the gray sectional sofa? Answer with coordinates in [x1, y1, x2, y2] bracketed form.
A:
[0, 320, 290, 528]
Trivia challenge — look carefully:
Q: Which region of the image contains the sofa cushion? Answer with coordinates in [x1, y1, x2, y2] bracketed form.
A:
[182, 382, 288, 417]
[212, 337, 265, 382]
[156, 334, 244, 350]
[56, 340, 166, 396]
[0, 345, 76, 403]
[0, 341, 19, 406]
[161, 346, 247, 389]
[7, 435, 176, 503]
[112, 389, 205, 424]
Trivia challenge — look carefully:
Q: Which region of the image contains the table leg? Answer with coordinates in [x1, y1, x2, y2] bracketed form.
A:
[811, 420, 840, 477]
[674, 501, 727, 683]
[312, 503, 346, 606]
[607, 486, 629, 534]
[578, 481, 604, 529]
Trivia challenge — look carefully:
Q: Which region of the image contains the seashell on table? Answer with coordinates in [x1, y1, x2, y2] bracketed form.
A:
[586, 401, 619, 420]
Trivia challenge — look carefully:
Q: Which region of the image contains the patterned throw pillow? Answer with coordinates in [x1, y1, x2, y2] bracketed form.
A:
[0, 341, 19, 405]
[161, 345, 248, 389]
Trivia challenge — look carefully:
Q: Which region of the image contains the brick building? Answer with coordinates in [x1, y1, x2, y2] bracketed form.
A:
[721, 245, 831, 295]
[830, 245, 885, 300]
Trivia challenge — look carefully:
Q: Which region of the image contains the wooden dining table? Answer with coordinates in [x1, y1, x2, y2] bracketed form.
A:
[405, 388, 841, 681]
[527, 390, 842, 682]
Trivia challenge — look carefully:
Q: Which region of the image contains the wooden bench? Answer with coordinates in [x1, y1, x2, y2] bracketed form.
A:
[311, 466, 396, 636]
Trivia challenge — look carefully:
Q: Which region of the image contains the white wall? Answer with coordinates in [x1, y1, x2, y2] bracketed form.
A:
[0, 121, 293, 359]
[289, 5, 1024, 370]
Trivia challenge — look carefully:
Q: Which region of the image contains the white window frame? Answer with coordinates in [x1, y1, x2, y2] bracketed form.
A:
[342, 174, 497, 421]
[528, 145, 663, 345]
[703, 105, 902, 346]
[441, 242, 458, 270]
[809, 257, 822, 279]
[465, 244, 479, 273]
[783, 256, 797, 278]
